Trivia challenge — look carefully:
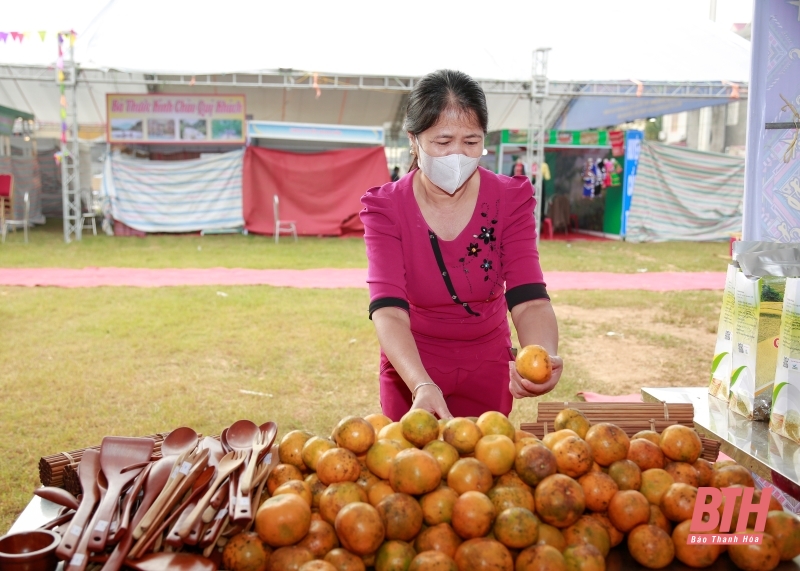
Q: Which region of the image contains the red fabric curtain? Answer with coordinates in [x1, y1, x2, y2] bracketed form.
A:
[243, 146, 390, 236]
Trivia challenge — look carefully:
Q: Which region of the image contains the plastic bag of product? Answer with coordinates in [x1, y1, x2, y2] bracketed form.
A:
[770, 277, 800, 442]
[709, 264, 738, 401]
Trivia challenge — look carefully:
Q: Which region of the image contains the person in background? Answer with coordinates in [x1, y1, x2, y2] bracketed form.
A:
[391, 166, 401, 182]
[360, 69, 562, 421]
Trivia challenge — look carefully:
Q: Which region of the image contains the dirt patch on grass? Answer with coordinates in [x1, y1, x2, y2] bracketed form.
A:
[554, 305, 715, 396]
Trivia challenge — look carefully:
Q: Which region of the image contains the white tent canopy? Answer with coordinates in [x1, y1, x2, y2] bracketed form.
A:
[0, 0, 752, 130]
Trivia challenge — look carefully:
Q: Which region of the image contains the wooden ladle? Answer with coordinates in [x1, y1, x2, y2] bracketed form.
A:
[160, 427, 199, 457]
[56, 448, 101, 561]
[124, 552, 216, 571]
[34, 486, 80, 511]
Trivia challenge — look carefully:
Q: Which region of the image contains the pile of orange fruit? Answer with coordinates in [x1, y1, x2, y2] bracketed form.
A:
[220, 408, 800, 571]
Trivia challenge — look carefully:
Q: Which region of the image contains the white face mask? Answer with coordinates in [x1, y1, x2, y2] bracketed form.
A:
[415, 137, 481, 195]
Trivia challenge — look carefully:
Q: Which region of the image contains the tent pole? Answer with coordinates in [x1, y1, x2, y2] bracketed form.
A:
[60, 33, 81, 243]
[527, 48, 550, 247]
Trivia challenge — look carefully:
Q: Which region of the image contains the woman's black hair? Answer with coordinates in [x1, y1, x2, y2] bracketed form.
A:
[405, 69, 488, 172]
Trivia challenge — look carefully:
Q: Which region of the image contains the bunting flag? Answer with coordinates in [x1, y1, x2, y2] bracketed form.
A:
[10, 31, 22, 42]
[0, 32, 7, 42]
[38, 31, 46, 41]
[0, 29, 72, 44]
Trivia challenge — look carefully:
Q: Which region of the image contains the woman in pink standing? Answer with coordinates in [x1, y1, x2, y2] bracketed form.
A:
[360, 69, 562, 421]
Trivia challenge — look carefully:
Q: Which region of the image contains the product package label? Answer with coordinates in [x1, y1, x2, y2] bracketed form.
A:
[710, 264, 738, 401]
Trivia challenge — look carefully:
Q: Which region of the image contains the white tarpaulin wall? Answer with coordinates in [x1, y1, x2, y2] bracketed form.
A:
[102, 149, 244, 233]
[625, 141, 744, 242]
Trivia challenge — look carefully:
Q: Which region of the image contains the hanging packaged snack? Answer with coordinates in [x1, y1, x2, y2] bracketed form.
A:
[709, 264, 738, 401]
[771, 277, 800, 442]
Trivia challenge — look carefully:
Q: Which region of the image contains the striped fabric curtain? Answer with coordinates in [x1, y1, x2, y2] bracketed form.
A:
[626, 141, 744, 242]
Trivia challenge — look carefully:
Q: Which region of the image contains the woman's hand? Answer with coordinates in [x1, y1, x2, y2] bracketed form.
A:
[411, 384, 454, 420]
[508, 356, 563, 399]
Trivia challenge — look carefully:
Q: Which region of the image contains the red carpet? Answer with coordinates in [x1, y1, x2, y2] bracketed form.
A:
[0, 268, 726, 290]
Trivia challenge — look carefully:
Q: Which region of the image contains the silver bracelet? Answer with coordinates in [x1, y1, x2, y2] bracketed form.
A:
[411, 382, 442, 402]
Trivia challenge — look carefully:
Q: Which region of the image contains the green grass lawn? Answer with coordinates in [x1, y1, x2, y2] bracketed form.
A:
[0, 218, 731, 273]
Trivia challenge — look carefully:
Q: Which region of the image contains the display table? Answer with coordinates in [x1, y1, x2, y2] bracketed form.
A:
[641, 387, 800, 489]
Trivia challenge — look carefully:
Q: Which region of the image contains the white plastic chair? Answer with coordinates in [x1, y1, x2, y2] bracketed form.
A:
[2, 192, 29, 243]
[80, 189, 98, 236]
[273, 195, 297, 244]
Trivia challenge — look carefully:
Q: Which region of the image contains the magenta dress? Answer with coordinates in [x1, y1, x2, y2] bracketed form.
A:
[360, 167, 549, 421]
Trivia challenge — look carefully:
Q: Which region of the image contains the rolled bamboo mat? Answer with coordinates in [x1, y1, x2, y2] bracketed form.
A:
[520, 402, 720, 462]
[38, 432, 170, 490]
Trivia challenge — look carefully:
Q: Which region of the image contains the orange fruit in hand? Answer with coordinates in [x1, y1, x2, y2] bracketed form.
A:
[515, 345, 552, 384]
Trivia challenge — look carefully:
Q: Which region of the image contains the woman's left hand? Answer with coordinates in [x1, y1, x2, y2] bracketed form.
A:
[508, 356, 563, 399]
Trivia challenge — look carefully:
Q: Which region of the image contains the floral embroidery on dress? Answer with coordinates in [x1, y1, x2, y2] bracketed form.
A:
[453, 199, 504, 295]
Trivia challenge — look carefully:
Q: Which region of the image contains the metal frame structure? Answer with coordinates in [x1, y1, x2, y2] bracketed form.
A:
[526, 49, 550, 245]
[58, 39, 81, 243]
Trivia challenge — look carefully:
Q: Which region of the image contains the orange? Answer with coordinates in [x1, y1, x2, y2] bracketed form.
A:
[446, 457, 493, 495]
[334, 502, 386, 556]
[222, 531, 272, 571]
[495, 469, 533, 491]
[664, 461, 699, 487]
[401, 408, 440, 448]
[607, 459, 642, 491]
[332, 416, 376, 455]
[552, 435, 593, 478]
[659, 482, 698, 523]
[515, 429, 538, 442]
[515, 443, 558, 487]
[515, 544, 567, 571]
[408, 550, 458, 571]
[584, 423, 630, 466]
[639, 468, 674, 506]
[414, 522, 462, 558]
[272, 479, 313, 507]
[627, 524, 675, 569]
[319, 481, 368, 525]
[693, 458, 714, 487]
[487, 485, 535, 513]
[713, 459, 738, 471]
[298, 561, 337, 571]
[515, 344, 552, 384]
[727, 530, 781, 571]
[442, 418, 482, 455]
[267, 546, 314, 571]
[365, 413, 392, 434]
[587, 512, 624, 548]
[323, 547, 366, 571]
[561, 544, 604, 571]
[378, 422, 415, 449]
[451, 490, 497, 539]
[659, 425, 702, 464]
[627, 438, 665, 471]
[317, 447, 361, 485]
[537, 523, 567, 551]
[562, 515, 611, 557]
[607, 490, 650, 533]
[553, 408, 591, 439]
[374, 540, 416, 571]
[279, 430, 314, 471]
[389, 448, 442, 495]
[542, 429, 579, 450]
[765, 510, 800, 561]
[255, 493, 312, 547]
[305, 473, 327, 509]
[493, 506, 540, 549]
[420, 485, 459, 525]
[354, 458, 379, 493]
[711, 464, 755, 488]
[365, 439, 404, 480]
[296, 519, 339, 558]
[533, 474, 585, 529]
[376, 492, 424, 541]
[367, 481, 395, 507]
[515, 437, 543, 455]
[267, 463, 304, 496]
[422, 440, 460, 477]
[672, 519, 721, 568]
[632, 430, 662, 446]
[473, 434, 516, 476]
[454, 538, 514, 571]
[301, 437, 337, 471]
[577, 471, 618, 512]
[648, 504, 672, 535]
[475, 411, 516, 440]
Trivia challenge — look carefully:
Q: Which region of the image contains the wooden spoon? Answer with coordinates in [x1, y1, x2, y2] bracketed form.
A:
[56, 448, 101, 561]
[124, 552, 215, 571]
[87, 436, 154, 552]
[34, 486, 80, 511]
[161, 427, 199, 457]
[224, 420, 258, 520]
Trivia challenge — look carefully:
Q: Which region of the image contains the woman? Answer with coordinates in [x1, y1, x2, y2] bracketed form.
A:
[360, 69, 562, 421]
